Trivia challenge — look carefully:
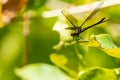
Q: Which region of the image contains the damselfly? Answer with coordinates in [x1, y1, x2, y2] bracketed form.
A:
[62, 2, 109, 41]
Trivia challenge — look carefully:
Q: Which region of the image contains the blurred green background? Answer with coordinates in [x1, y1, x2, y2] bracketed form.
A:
[0, 0, 120, 80]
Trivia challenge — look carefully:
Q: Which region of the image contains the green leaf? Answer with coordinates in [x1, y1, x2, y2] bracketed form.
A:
[72, 34, 120, 58]
[102, 48, 120, 58]
[95, 34, 117, 49]
[15, 63, 72, 80]
[93, 34, 120, 58]
[78, 67, 118, 80]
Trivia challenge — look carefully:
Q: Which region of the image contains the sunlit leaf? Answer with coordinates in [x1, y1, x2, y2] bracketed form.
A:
[15, 63, 72, 80]
[50, 53, 68, 66]
[73, 34, 120, 58]
[93, 34, 120, 58]
[0, 3, 5, 27]
[0, 20, 5, 28]
[95, 34, 117, 49]
[102, 48, 120, 58]
[78, 67, 118, 80]
[0, 3, 2, 16]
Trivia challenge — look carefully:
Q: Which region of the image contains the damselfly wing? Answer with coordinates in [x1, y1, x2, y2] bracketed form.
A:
[62, 2, 109, 41]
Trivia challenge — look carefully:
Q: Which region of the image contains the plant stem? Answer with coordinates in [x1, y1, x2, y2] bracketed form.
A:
[22, 13, 30, 66]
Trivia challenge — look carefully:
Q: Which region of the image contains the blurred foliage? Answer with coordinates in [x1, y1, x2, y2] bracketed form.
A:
[26, 0, 47, 10]
[15, 63, 72, 80]
[78, 67, 119, 80]
[0, 0, 120, 80]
